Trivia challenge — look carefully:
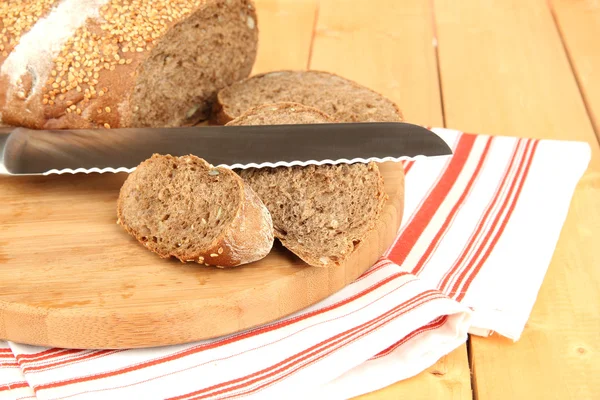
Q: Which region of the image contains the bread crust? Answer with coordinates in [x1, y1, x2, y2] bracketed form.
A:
[116, 154, 273, 268]
[0, 0, 258, 130]
[212, 69, 404, 124]
[219, 183, 275, 266]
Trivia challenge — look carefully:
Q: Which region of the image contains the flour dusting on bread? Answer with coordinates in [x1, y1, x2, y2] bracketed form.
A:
[1, 0, 108, 95]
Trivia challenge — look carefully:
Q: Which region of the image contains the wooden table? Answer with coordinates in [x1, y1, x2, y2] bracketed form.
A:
[252, 0, 600, 398]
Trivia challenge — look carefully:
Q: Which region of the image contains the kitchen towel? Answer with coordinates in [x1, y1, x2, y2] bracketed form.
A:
[0, 128, 591, 400]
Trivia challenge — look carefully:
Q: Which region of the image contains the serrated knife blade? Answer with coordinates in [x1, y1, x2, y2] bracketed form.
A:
[0, 122, 452, 176]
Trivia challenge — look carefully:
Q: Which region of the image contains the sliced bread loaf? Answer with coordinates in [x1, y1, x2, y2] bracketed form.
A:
[213, 70, 403, 124]
[117, 154, 273, 267]
[227, 103, 388, 267]
[0, 0, 258, 130]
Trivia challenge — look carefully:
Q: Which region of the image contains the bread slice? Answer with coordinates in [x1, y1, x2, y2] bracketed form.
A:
[213, 70, 403, 124]
[0, 0, 258, 129]
[227, 103, 388, 267]
[117, 154, 273, 267]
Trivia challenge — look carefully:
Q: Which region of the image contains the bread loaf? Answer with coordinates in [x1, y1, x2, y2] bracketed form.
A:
[117, 154, 274, 267]
[213, 70, 403, 124]
[227, 103, 388, 267]
[0, 0, 258, 129]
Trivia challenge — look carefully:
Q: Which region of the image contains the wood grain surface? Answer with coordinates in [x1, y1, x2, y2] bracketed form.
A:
[251, 0, 318, 73]
[307, 0, 600, 398]
[0, 162, 404, 349]
[550, 0, 600, 138]
[434, 0, 600, 399]
[310, 0, 444, 127]
[307, 0, 471, 398]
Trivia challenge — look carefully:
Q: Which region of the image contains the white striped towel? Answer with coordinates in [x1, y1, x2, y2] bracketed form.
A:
[0, 128, 591, 400]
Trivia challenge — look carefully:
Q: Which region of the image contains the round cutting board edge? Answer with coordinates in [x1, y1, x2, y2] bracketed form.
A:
[0, 161, 405, 349]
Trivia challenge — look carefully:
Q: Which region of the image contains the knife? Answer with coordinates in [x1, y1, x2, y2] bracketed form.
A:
[0, 122, 452, 176]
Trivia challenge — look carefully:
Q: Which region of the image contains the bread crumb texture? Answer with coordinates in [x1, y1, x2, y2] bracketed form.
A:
[117, 154, 273, 267]
[240, 161, 387, 268]
[228, 101, 335, 125]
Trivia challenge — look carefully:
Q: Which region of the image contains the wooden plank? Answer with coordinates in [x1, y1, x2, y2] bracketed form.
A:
[309, 0, 444, 127]
[435, 0, 597, 148]
[434, 0, 600, 399]
[356, 345, 472, 400]
[310, 1, 471, 399]
[251, 0, 318, 73]
[550, 0, 600, 138]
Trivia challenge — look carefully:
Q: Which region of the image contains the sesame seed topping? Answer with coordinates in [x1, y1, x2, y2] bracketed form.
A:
[105, 106, 111, 113]
[104, 123, 110, 129]
[31, 0, 203, 126]
[210, 254, 218, 258]
[218, 247, 223, 254]
[0, 1, 59, 62]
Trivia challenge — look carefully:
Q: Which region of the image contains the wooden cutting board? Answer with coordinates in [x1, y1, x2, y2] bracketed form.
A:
[0, 161, 404, 349]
